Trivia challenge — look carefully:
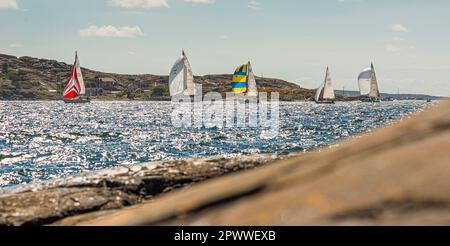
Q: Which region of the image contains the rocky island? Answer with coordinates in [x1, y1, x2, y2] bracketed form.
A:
[0, 53, 322, 101]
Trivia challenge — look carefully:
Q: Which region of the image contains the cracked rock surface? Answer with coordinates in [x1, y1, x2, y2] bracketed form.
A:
[0, 154, 293, 226]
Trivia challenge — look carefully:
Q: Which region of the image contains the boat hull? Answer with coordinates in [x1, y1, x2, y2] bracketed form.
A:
[360, 97, 381, 103]
[63, 98, 91, 104]
[315, 100, 335, 105]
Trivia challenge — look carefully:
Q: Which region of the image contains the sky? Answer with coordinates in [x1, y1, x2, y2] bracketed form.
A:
[1, 0, 449, 96]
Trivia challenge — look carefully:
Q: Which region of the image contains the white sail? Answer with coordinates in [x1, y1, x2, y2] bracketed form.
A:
[322, 67, 335, 100]
[247, 62, 258, 97]
[368, 63, 380, 98]
[315, 84, 324, 102]
[315, 67, 334, 102]
[358, 63, 380, 98]
[169, 51, 196, 97]
[169, 55, 186, 96]
[183, 51, 196, 96]
[75, 52, 85, 95]
[358, 67, 372, 96]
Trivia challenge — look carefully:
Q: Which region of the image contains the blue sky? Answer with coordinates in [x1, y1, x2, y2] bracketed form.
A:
[1, 0, 449, 96]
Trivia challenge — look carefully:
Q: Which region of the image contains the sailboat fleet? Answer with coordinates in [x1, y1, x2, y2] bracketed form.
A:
[312, 63, 381, 104]
[62, 50, 382, 104]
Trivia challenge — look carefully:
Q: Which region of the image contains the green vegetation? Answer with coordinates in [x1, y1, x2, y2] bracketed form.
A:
[85, 80, 97, 88]
[151, 86, 170, 97]
[5, 69, 30, 89]
[116, 91, 127, 98]
[1, 63, 8, 75]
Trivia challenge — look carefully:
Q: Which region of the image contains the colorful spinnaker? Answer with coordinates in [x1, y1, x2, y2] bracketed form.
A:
[63, 52, 86, 99]
[231, 61, 258, 97]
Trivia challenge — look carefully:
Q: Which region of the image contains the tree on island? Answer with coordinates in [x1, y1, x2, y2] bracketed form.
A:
[1, 63, 8, 75]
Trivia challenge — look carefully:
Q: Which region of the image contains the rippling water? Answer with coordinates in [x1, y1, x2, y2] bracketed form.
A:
[0, 101, 429, 187]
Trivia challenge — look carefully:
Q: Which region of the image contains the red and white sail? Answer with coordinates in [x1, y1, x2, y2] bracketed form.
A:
[63, 52, 85, 99]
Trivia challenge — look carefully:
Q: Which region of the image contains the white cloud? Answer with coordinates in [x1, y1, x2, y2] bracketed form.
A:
[385, 44, 401, 53]
[184, 0, 216, 4]
[9, 42, 24, 48]
[392, 37, 404, 42]
[389, 24, 409, 33]
[80, 25, 144, 38]
[0, 0, 18, 9]
[248, 0, 260, 10]
[109, 0, 169, 9]
[385, 43, 416, 53]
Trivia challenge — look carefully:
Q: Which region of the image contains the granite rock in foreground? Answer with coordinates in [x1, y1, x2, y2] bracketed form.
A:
[0, 154, 293, 226]
[61, 101, 450, 226]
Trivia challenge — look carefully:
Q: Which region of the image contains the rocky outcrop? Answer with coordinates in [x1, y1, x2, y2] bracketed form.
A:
[0, 153, 295, 226]
[56, 100, 450, 226]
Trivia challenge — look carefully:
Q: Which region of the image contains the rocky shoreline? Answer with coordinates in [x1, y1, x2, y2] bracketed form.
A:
[51, 100, 450, 226]
[0, 153, 299, 226]
[1, 100, 449, 226]
[65, 100, 449, 226]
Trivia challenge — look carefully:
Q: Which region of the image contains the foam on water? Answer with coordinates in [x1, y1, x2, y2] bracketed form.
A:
[0, 101, 428, 187]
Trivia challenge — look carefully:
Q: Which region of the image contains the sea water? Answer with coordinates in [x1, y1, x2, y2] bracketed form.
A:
[0, 101, 429, 187]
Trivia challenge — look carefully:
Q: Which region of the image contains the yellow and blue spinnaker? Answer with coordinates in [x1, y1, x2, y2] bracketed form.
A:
[232, 64, 248, 94]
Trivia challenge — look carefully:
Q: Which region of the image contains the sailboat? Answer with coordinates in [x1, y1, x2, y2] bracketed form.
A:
[358, 62, 381, 102]
[231, 61, 258, 97]
[62, 52, 90, 104]
[169, 51, 196, 97]
[315, 67, 335, 104]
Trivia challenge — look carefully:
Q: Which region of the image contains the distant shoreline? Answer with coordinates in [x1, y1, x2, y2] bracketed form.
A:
[0, 98, 443, 102]
[1, 53, 444, 102]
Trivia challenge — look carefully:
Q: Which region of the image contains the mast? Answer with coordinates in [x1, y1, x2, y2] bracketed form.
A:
[182, 50, 187, 91]
[247, 61, 250, 93]
[75, 51, 86, 95]
[323, 66, 329, 99]
[246, 61, 258, 97]
[183, 50, 195, 96]
[323, 66, 329, 101]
